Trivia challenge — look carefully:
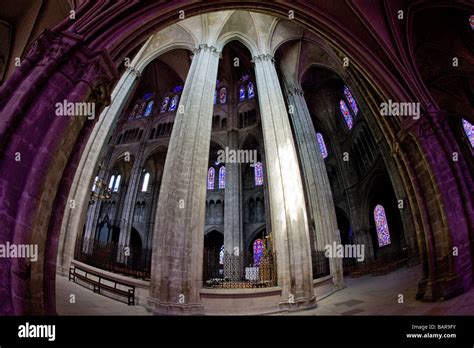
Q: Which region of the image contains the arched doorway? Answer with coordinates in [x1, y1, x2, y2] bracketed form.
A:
[129, 227, 143, 271]
[203, 230, 224, 282]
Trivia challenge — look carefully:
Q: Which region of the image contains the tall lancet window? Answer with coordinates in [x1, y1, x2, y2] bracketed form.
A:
[374, 205, 391, 247]
[159, 97, 169, 113]
[108, 175, 115, 189]
[169, 95, 179, 112]
[247, 82, 255, 99]
[144, 100, 154, 117]
[207, 167, 215, 190]
[462, 118, 474, 148]
[239, 85, 246, 100]
[339, 100, 353, 130]
[219, 87, 227, 104]
[113, 175, 121, 192]
[137, 101, 146, 118]
[91, 176, 99, 192]
[316, 133, 328, 159]
[130, 103, 139, 119]
[253, 239, 264, 266]
[218, 166, 226, 189]
[219, 245, 225, 265]
[254, 162, 264, 186]
[141, 172, 150, 192]
[343, 86, 358, 115]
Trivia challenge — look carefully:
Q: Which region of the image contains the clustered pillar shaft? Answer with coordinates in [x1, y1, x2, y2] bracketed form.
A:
[253, 54, 315, 308]
[286, 85, 344, 288]
[223, 129, 243, 279]
[148, 44, 220, 315]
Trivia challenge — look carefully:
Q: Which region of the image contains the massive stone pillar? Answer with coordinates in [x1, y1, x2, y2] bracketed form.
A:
[117, 144, 146, 262]
[223, 129, 243, 278]
[253, 54, 315, 310]
[286, 86, 344, 288]
[57, 67, 141, 273]
[81, 165, 107, 254]
[399, 111, 473, 300]
[148, 44, 220, 315]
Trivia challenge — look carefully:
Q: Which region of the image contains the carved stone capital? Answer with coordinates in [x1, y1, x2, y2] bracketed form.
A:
[61, 48, 119, 108]
[287, 86, 304, 96]
[127, 66, 141, 78]
[251, 54, 274, 64]
[194, 43, 218, 54]
[26, 30, 83, 66]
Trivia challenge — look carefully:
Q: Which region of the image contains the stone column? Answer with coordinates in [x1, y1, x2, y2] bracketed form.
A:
[223, 129, 243, 278]
[286, 86, 344, 288]
[117, 147, 145, 262]
[81, 165, 108, 254]
[57, 66, 140, 274]
[148, 44, 220, 315]
[253, 54, 315, 310]
[400, 111, 473, 300]
[355, 227, 374, 265]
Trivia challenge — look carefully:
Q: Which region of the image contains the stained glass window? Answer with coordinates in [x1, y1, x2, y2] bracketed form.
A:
[248, 82, 255, 99]
[143, 91, 153, 101]
[213, 90, 217, 104]
[108, 175, 115, 189]
[343, 86, 358, 115]
[159, 97, 169, 113]
[219, 87, 227, 104]
[207, 167, 215, 190]
[219, 245, 224, 265]
[113, 175, 121, 192]
[173, 86, 183, 93]
[239, 85, 246, 101]
[130, 103, 139, 119]
[462, 118, 474, 148]
[316, 133, 328, 159]
[470, 15, 474, 30]
[169, 95, 179, 112]
[374, 205, 391, 247]
[141, 172, 150, 192]
[241, 74, 250, 82]
[92, 176, 99, 192]
[340, 100, 353, 130]
[144, 101, 154, 117]
[218, 166, 226, 189]
[136, 101, 146, 118]
[253, 239, 264, 266]
[254, 162, 263, 186]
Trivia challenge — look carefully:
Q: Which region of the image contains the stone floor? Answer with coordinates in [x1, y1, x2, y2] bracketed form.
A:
[291, 265, 474, 316]
[56, 265, 474, 315]
[56, 275, 150, 315]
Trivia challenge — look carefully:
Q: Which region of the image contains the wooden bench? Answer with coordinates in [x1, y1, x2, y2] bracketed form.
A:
[69, 265, 135, 305]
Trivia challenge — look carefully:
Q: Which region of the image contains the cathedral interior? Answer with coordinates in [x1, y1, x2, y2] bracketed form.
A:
[0, 0, 473, 317]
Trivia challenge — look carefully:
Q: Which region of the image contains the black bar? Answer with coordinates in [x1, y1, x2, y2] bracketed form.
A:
[0, 316, 473, 346]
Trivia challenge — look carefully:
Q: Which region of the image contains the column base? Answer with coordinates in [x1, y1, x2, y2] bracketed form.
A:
[147, 299, 205, 315]
[333, 282, 346, 291]
[279, 296, 317, 312]
[417, 273, 467, 301]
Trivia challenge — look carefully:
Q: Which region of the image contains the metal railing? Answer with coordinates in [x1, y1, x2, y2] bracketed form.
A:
[312, 251, 331, 279]
[203, 251, 276, 289]
[343, 248, 410, 277]
[75, 238, 152, 280]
